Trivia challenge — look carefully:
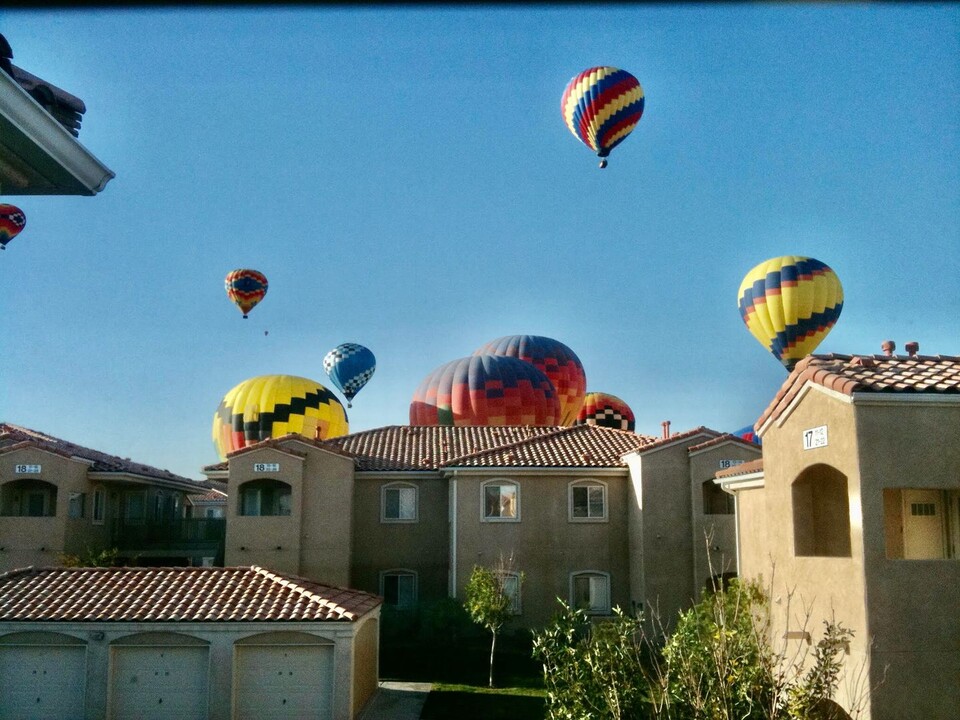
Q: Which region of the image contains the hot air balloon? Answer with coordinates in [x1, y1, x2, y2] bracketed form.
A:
[561, 66, 645, 169]
[574, 392, 635, 432]
[0, 204, 26, 250]
[225, 269, 268, 318]
[737, 256, 843, 370]
[212, 374, 348, 460]
[323, 343, 376, 408]
[731, 424, 761, 446]
[410, 355, 561, 427]
[474, 335, 586, 426]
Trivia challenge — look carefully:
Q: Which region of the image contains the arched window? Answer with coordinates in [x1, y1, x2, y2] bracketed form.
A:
[792, 465, 851, 557]
[570, 571, 611, 615]
[0, 479, 57, 517]
[481, 479, 520, 521]
[569, 479, 607, 521]
[381, 482, 418, 522]
[238, 479, 291, 517]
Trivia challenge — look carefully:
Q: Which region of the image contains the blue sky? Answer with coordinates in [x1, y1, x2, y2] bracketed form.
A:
[2, 5, 958, 480]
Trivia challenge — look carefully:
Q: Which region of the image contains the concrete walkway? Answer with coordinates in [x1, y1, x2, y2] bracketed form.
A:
[358, 681, 432, 720]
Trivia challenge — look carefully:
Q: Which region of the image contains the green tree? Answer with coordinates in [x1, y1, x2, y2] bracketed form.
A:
[59, 546, 121, 567]
[464, 559, 523, 687]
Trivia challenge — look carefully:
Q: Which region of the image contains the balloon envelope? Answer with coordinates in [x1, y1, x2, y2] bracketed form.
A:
[731, 424, 761, 446]
[410, 355, 561, 426]
[574, 392, 635, 432]
[474, 335, 586, 426]
[225, 269, 268, 318]
[737, 256, 843, 370]
[212, 374, 348, 459]
[323, 343, 376, 406]
[561, 66, 644, 163]
[0, 204, 26, 249]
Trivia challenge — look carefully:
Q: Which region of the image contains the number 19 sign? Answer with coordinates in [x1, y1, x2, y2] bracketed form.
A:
[802, 425, 828, 450]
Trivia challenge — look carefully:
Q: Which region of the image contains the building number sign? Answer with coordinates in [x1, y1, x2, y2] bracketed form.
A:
[719, 459, 745, 469]
[15, 464, 42, 474]
[802, 425, 828, 450]
[253, 462, 280, 472]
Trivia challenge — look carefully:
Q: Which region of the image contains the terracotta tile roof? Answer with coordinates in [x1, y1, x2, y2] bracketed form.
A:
[687, 433, 763, 453]
[715, 458, 764, 479]
[633, 426, 722, 454]
[0, 423, 201, 487]
[756, 354, 960, 431]
[0, 566, 381, 623]
[187, 487, 227, 504]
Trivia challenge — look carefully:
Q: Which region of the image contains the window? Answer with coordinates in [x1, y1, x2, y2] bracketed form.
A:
[92, 487, 105, 525]
[0, 480, 57, 517]
[204, 506, 225, 519]
[123, 491, 147, 524]
[483, 480, 519, 521]
[569, 481, 607, 521]
[884, 488, 960, 559]
[68, 492, 85, 519]
[238, 479, 292, 516]
[382, 483, 417, 522]
[792, 465, 851, 557]
[702, 479, 735, 515]
[571, 572, 611, 615]
[500, 572, 522, 615]
[380, 570, 417, 608]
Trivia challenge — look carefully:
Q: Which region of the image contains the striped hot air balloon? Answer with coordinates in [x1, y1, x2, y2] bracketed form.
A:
[0, 204, 26, 250]
[410, 355, 561, 427]
[212, 374, 348, 459]
[225, 269, 268, 318]
[737, 256, 844, 370]
[561, 66, 645, 168]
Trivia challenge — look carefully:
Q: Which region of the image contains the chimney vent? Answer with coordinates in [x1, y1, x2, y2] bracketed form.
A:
[905, 341, 919, 357]
[881, 340, 896, 356]
[661, 420, 671, 439]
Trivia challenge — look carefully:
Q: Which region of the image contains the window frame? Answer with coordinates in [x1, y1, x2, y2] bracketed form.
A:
[570, 571, 612, 615]
[500, 571, 523, 615]
[568, 479, 608, 522]
[481, 479, 520, 522]
[381, 482, 419, 523]
[379, 569, 418, 609]
[68, 491, 86, 520]
[237, 478, 293, 517]
[92, 486, 106, 525]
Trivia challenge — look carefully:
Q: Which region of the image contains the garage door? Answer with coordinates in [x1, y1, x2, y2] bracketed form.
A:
[110, 643, 209, 719]
[0, 641, 86, 720]
[234, 643, 333, 719]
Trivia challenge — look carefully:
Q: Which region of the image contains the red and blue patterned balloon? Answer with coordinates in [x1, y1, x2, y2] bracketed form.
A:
[225, 269, 268, 318]
[561, 66, 644, 168]
[0, 204, 26, 250]
[574, 392, 635, 432]
[410, 354, 561, 427]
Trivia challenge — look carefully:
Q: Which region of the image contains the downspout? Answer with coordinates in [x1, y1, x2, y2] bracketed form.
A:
[448, 472, 457, 598]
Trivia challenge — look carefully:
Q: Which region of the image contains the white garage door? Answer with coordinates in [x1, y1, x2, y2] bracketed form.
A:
[110, 644, 209, 720]
[0, 643, 86, 720]
[234, 644, 333, 719]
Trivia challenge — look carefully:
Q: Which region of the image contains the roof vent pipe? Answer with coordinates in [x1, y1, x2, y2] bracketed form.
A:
[661, 420, 671, 439]
[881, 340, 896, 356]
[905, 341, 919, 357]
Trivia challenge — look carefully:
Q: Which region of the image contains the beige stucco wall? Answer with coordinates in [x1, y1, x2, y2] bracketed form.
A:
[351, 474, 448, 602]
[351, 615, 380, 717]
[0, 447, 104, 572]
[224, 443, 356, 587]
[449, 469, 631, 629]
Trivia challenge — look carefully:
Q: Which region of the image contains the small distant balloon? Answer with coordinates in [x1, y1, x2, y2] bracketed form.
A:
[323, 343, 376, 408]
[574, 392, 635, 432]
[225, 269, 268, 318]
[561, 66, 644, 169]
[737, 256, 843, 371]
[0, 204, 27, 250]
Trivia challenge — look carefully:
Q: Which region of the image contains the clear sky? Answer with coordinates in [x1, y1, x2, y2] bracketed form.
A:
[2, 4, 958, 480]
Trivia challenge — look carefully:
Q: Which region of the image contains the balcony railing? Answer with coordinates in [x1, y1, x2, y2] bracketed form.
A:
[110, 517, 226, 551]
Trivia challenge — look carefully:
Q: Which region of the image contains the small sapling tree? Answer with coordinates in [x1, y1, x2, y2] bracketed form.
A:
[464, 555, 523, 687]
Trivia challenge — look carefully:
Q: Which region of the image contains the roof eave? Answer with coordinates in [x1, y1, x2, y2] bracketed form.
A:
[0, 70, 114, 196]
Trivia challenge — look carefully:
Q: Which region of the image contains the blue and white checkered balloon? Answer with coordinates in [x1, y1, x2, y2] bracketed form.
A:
[323, 343, 376, 407]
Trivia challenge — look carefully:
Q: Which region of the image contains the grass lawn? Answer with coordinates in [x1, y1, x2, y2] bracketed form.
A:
[419, 683, 545, 720]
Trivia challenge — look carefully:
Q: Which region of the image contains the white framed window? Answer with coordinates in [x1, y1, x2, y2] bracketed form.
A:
[569, 480, 607, 521]
[381, 482, 418, 522]
[500, 572, 522, 615]
[571, 571, 611, 615]
[380, 569, 418, 608]
[482, 480, 520, 521]
[92, 487, 106, 525]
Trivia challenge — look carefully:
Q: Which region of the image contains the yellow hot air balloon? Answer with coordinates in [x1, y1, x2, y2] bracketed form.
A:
[212, 374, 349, 459]
[737, 256, 844, 370]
